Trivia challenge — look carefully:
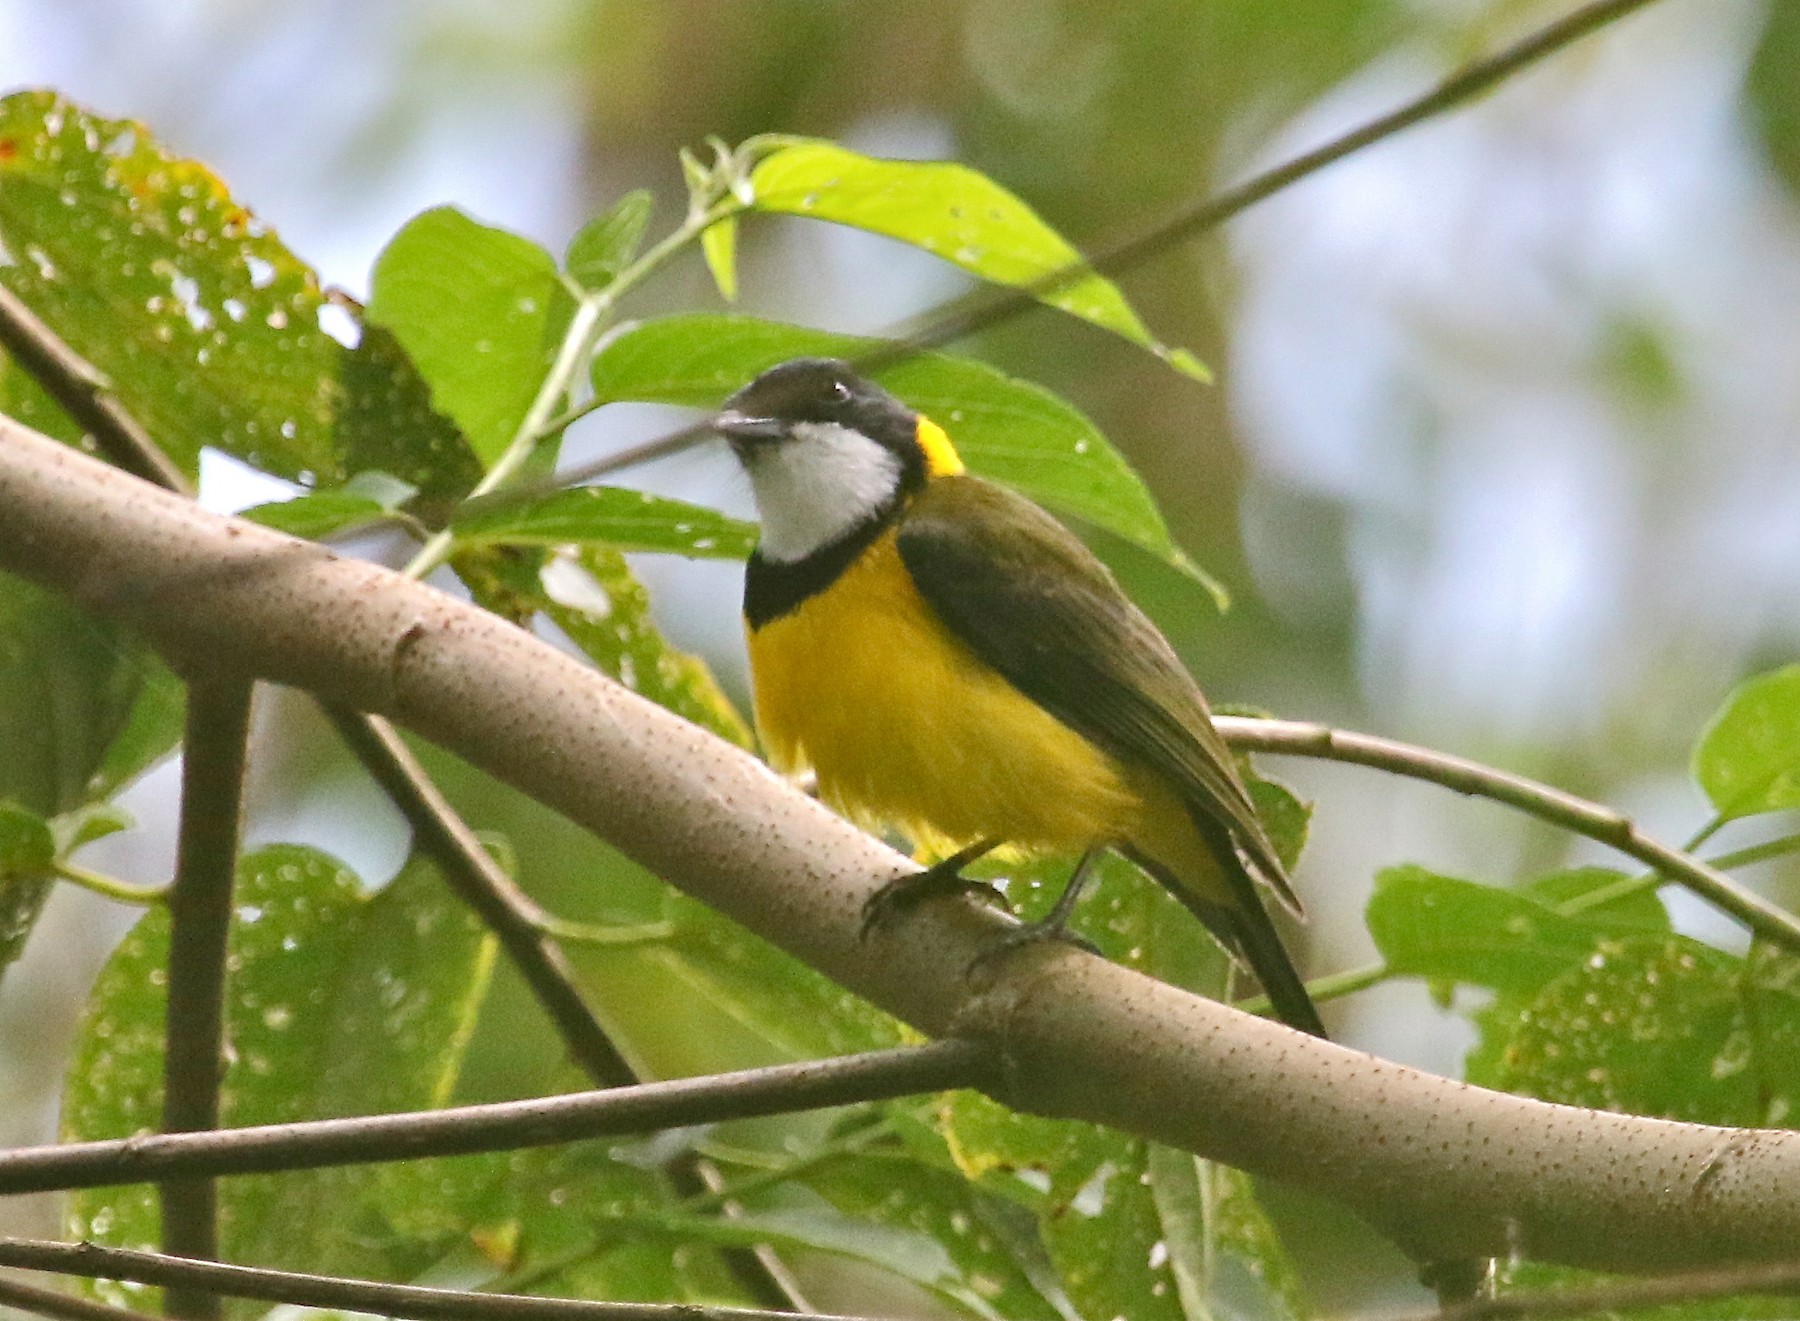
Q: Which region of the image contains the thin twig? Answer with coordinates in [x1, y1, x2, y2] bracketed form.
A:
[0, 1272, 166, 1321]
[326, 708, 639, 1087]
[159, 678, 252, 1321]
[510, 0, 1666, 500]
[0, 1041, 992, 1195]
[1218, 717, 1800, 952]
[0, 283, 191, 494]
[870, 0, 1666, 363]
[0, 1240, 879, 1321]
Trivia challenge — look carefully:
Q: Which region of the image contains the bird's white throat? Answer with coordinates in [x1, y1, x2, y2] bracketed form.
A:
[740, 421, 903, 563]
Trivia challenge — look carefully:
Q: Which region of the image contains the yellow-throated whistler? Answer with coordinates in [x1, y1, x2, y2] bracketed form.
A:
[717, 358, 1325, 1037]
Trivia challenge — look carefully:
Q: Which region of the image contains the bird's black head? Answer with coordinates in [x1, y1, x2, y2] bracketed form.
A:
[715, 357, 966, 565]
[715, 358, 920, 468]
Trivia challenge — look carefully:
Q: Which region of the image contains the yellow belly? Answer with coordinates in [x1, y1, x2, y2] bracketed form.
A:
[745, 529, 1142, 857]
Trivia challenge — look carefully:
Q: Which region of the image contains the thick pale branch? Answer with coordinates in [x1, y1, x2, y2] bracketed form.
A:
[1, 419, 1797, 1272]
[0, 1043, 989, 1194]
[0, 1240, 865, 1321]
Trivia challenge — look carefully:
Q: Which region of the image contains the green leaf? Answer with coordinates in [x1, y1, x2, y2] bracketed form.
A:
[0, 801, 55, 976]
[589, 313, 1196, 578]
[1747, 0, 1800, 201]
[0, 572, 151, 815]
[1366, 865, 1654, 994]
[1692, 664, 1800, 821]
[648, 1164, 1054, 1321]
[64, 844, 497, 1301]
[49, 802, 134, 856]
[452, 486, 757, 559]
[1485, 936, 1800, 1128]
[1245, 772, 1310, 874]
[0, 345, 84, 444]
[86, 652, 184, 801]
[700, 214, 739, 302]
[747, 139, 1206, 379]
[1523, 866, 1669, 934]
[566, 190, 653, 292]
[243, 471, 419, 541]
[241, 490, 388, 539]
[1146, 1146, 1305, 1321]
[368, 207, 577, 467]
[0, 91, 480, 492]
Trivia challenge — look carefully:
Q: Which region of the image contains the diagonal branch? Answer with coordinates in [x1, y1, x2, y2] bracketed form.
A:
[0, 1042, 990, 1195]
[3, 416, 1798, 1274]
[0, 284, 191, 494]
[1216, 718, 1800, 951]
[0, 1240, 873, 1321]
[159, 678, 252, 1321]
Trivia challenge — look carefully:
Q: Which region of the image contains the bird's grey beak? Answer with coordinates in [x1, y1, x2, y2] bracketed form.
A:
[714, 410, 787, 444]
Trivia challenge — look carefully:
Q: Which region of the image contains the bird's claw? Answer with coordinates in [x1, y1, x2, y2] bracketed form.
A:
[860, 864, 1007, 941]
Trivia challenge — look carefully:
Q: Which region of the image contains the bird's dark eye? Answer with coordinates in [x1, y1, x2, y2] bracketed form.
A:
[828, 380, 851, 403]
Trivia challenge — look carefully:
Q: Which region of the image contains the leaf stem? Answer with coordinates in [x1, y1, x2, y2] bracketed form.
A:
[1234, 961, 1393, 1019]
[53, 861, 168, 906]
[527, 914, 677, 946]
[403, 296, 605, 580]
[406, 196, 746, 577]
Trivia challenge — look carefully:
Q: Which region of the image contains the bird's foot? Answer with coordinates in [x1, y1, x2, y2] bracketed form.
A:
[860, 841, 1005, 941]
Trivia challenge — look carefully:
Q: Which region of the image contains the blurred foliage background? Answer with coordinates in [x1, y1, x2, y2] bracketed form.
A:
[2, 0, 1799, 1310]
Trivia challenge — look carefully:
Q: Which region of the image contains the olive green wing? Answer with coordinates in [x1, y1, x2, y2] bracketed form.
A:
[896, 475, 1300, 915]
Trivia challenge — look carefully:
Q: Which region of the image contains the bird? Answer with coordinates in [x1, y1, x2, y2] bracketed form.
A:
[714, 357, 1325, 1037]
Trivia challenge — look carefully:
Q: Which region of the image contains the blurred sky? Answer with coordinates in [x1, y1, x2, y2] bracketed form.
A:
[2, 0, 1799, 1128]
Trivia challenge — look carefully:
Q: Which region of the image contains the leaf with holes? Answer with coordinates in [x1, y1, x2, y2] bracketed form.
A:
[1482, 936, 1800, 1128]
[63, 845, 496, 1302]
[747, 140, 1206, 379]
[0, 90, 480, 494]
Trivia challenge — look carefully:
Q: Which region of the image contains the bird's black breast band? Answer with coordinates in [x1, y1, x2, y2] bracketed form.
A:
[742, 510, 893, 629]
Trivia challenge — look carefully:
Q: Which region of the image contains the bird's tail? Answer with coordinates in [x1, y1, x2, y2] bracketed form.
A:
[1132, 830, 1328, 1039]
[1212, 896, 1328, 1038]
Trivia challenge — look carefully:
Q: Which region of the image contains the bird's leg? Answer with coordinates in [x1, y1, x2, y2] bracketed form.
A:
[860, 838, 1005, 940]
[969, 847, 1106, 972]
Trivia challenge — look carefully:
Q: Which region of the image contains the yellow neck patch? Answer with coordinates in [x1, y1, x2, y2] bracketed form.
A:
[915, 416, 965, 478]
